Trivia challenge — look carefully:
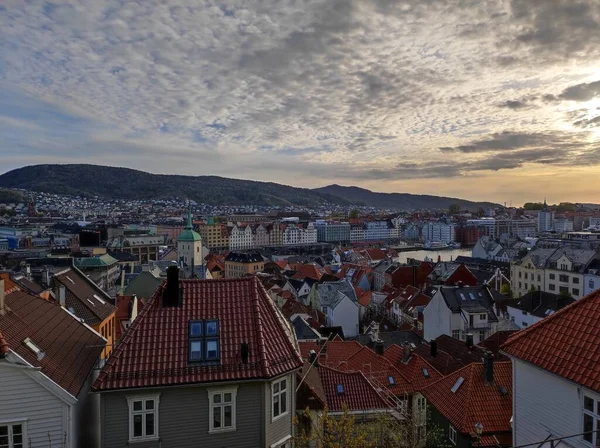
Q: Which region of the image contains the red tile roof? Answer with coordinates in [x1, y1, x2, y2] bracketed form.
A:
[383, 345, 443, 392]
[0, 330, 8, 356]
[502, 289, 600, 392]
[0, 288, 105, 396]
[290, 263, 324, 281]
[281, 299, 326, 327]
[318, 365, 390, 412]
[356, 288, 372, 307]
[93, 277, 303, 391]
[345, 346, 412, 394]
[422, 361, 513, 435]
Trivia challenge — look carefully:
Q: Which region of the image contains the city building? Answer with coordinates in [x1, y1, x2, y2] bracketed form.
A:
[553, 218, 574, 233]
[177, 206, 205, 278]
[364, 221, 391, 240]
[106, 235, 165, 263]
[308, 279, 360, 338]
[537, 200, 554, 233]
[511, 247, 598, 300]
[467, 218, 497, 239]
[422, 222, 456, 244]
[505, 290, 575, 329]
[423, 285, 499, 345]
[224, 251, 264, 279]
[229, 224, 254, 250]
[197, 219, 230, 250]
[0, 278, 106, 448]
[502, 289, 600, 448]
[92, 274, 302, 448]
[52, 267, 117, 359]
[314, 221, 351, 244]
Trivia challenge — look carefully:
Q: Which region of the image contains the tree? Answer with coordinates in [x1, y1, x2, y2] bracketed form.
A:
[500, 283, 512, 297]
[448, 204, 461, 215]
[349, 209, 360, 219]
[559, 289, 573, 300]
[294, 406, 453, 448]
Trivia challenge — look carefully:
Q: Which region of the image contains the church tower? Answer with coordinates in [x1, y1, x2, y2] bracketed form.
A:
[177, 204, 204, 277]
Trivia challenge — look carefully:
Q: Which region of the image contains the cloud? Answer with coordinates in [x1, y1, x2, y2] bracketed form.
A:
[1, 0, 600, 203]
[559, 80, 600, 102]
[573, 116, 600, 128]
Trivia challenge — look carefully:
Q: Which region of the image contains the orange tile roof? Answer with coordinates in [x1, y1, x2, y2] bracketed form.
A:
[383, 345, 443, 392]
[345, 346, 412, 394]
[356, 288, 372, 307]
[422, 361, 513, 435]
[290, 263, 323, 281]
[502, 289, 600, 392]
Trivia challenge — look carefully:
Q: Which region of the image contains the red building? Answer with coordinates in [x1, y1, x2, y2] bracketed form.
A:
[386, 261, 434, 289]
[455, 225, 480, 247]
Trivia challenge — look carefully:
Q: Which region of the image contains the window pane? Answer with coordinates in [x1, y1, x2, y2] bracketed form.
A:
[13, 434, 23, 445]
[281, 379, 287, 391]
[274, 382, 279, 394]
[214, 393, 222, 404]
[224, 405, 232, 427]
[584, 414, 593, 442]
[134, 415, 143, 437]
[274, 395, 280, 416]
[190, 341, 202, 360]
[0, 436, 8, 448]
[585, 396, 594, 411]
[281, 391, 287, 413]
[146, 413, 155, 436]
[145, 400, 154, 410]
[12, 426, 22, 436]
[133, 401, 143, 411]
[213, 406, 222, 428]
[190, 322, 202, 337]
[206, 340, 219, 359]
[0, 427, 7, 437]
[224, 393, 232, 403]
[206, 320, 218, 336]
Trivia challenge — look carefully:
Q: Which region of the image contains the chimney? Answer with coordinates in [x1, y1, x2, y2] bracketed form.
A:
[465, 333, 474, 349]
[163, 265, 182, 307]
[309, 349, 318, 366]
[58, 285, 66, 307]
[241, 343, 250, 365]
[457, 281, 464, 288]
[483, 351, 495, 384]
[375, 341, 384, 356]
[402, 341, 411, 363]
[0, 279, 5, 316]
[430, 340, 438, 357]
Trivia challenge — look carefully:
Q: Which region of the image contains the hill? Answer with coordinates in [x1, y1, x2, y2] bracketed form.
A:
[0, 188, 26, 204]
[314, 184, 498, 211]
[0, 164, 349, 207]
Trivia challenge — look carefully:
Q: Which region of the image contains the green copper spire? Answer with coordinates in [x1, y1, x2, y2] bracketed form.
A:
[178, 201, 202, 242]
[186, 202, 193, 230]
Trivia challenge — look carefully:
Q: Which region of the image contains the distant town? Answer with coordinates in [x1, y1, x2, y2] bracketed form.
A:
[1, 188, 600, 447]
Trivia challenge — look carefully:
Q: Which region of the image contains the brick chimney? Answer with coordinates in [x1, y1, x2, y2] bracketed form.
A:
[430, 339, 438, 357]
[402, 341, 412, 364]
[163, 266, 182, 307]
[375, 341, 384, 356]
[483, 351, 495, 384]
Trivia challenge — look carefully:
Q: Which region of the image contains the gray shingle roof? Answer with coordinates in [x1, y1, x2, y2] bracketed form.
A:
[316, 279, 358, 309]
[439, 286, 498, 322]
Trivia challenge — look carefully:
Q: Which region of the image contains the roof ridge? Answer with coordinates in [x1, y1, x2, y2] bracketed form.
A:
[251, 277, 269, 377]
[502, 289, 600, 351]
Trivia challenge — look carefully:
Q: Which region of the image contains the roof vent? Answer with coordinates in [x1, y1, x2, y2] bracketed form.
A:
[241, 342, 250, 365]
[336, 384, 344, 395]
[23, 338, 45, 361]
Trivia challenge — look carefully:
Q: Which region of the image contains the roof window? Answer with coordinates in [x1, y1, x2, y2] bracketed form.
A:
[188, 319, 220, 363]
[423, 367, 430, 379]
[388, 376, 395, 385]
[336, 384, 344, 394]
[451, 377, 464, 393]
[93, 294, 106, 305]
[23, 337, 45, 360]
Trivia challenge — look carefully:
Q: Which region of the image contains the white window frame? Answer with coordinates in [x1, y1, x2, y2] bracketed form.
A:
[582, 393, 600, 447]
[417, 396, 426, 412]
[272, 376, 289, 422]
[449, 424, 457, 445]
[208, 386, 238, 434]
[127, 394, 160, 442]
[0, 420, 27, 448]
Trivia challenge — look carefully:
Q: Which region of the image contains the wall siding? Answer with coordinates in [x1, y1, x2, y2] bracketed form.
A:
[0, 365, 69, 448]
[265, 374, 294, 447]
[101, 381, 285, 448]
[423, 292, 451, 342]
[513, 359, 588, 448]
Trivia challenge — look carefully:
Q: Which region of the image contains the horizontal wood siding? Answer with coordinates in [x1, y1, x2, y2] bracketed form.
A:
[266, 374, 294, 447]
[102, 382, 265, 448]
[0, 365, 68, 447]
[513, 359, 587, 447]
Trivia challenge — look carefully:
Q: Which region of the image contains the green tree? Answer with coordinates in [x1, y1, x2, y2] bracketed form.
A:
[500, 283, 512, 297]
[349, 209, 360, 219]
[559, 289, 573, 300]
[448, 204, 461, 215]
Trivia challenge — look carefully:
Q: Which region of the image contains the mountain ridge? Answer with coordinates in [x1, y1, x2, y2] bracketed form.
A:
[0, 164, 497, 210]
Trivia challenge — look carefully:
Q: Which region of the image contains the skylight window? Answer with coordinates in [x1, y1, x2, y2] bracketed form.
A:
[86, 298, 96, 306]
[451, 377, 464, 393]
[468, 293, 475, 300]
[388, 376, 395, 385]
[93, 294, 106, 305]
[423, 367, 430, 379]
[336, 384, 344, 394]
[23, 338, 45, 360]
[188, 319, 220, 363]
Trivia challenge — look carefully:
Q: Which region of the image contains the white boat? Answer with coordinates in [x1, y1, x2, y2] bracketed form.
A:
[424, 241, 450, 250]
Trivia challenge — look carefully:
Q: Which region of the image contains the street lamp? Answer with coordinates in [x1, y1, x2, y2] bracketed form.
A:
[474, 422, 484, 447]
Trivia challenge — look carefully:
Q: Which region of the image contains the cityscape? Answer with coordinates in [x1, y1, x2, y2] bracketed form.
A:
[1, 1, 600, 448]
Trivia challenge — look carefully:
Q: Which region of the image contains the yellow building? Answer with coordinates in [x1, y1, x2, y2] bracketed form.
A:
[224, 252, 265, 278]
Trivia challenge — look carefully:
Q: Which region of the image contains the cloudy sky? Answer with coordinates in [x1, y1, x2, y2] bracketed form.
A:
[1, 0, 600, 204]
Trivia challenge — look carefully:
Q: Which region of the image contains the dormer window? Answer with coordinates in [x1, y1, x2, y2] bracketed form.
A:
[188, 320, 220, 363]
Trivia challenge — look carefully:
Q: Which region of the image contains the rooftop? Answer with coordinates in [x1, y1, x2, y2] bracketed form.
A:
[502, 289, 600, 393]
[93, 277, 303, 391]
[507, 290, 575, 318]
[0, 286, 105, 397]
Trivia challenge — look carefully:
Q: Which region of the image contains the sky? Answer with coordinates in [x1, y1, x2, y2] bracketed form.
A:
[1, 0, 600, 205]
